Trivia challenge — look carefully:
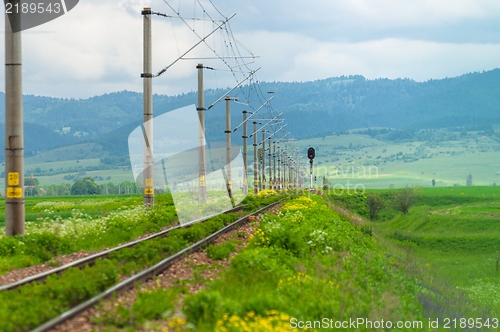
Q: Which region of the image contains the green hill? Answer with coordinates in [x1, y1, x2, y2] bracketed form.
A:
[2, 69, 500, 161]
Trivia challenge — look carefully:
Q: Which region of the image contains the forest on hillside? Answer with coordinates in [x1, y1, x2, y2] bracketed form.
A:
[1, 69, 500, 160]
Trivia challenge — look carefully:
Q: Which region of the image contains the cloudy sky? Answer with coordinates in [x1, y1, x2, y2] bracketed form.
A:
[2, 0, 500, 98]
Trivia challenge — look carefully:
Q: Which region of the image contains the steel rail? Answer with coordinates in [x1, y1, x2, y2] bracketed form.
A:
[0, 205, 243, 292]
[31, 199, 283, 332]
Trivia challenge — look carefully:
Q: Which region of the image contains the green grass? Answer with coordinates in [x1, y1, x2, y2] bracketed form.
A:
[92, 286, 184, 329]
[182, 194, 424, 331]
[294, 133, 500, 189]
[206, 241, 237, 260]
[0, 211, 243, 331]
[0, 192, 286, 275]
[0, 194, 177, 274]
[34, 169, 135, 185]
[0, 130, 498, 189]
[0, 194, 143, 225]
[25, 158, 101, 171]
[361, 186, 500, 318]
[24, 143, 107, 163]
[0, 157, 132, 187]
[0, 193, 287, 331]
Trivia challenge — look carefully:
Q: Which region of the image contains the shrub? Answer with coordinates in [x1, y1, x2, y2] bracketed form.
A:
[392, 185, 419, 215]
[367, 194, 384, 219]
[206, 242, 237, 260]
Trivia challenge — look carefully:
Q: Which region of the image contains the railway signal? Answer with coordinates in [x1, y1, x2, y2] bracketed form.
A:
[307, 147, 315, 189]
[308, 147, 315, 160]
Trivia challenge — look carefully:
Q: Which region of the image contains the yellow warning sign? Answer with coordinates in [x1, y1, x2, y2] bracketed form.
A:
[145, 178, 153, 186]
[7, 172, 19, 186]
[144, 188, 154, 195]
[6, 187, 22, 199]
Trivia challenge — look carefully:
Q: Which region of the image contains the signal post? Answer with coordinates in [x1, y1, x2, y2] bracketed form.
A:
[308, 147, 315, 190]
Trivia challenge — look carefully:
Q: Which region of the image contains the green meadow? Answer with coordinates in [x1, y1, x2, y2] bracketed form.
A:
[0, 128, 498, 192]
[295, 133, 500, 189]
[336, 186, 500, 320]
[0, 194, 142, 226]
[33, 169, 135, 185]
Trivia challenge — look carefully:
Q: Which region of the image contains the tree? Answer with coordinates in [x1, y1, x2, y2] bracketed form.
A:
[431, 179, 436, 187]
[71, 180, 87, 195]
[24, 186, 39, 196]
[24, 177, 39, 186]
[367, 194, 384, 220]
[101, 182, 117, 195]
[71, 177, 101, 195]
[24, 177, 40, 196]
[393, 185, 419, 215]
[82, 177, 101, 194]
[58, 184, 71, 196]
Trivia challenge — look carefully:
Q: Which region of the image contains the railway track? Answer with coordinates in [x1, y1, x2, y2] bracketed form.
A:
[26, 200, 282, 332]
[0, 206, 243, 292]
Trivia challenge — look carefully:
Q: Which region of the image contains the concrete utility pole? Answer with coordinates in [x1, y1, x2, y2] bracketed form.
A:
[281, 151, 285, 190]
[142, 7, 154, 207]
[253, 121, 258, 194]
[272, 142, 276, 190]
[225, 96, 232, 199]
[242, 110, 248, 195]
[5, 2, 24, 236]
[286, 157, 290, 189]
[197, 64, 207, 202]
[268, 138, 272, 190]
[277, 145, 281, 190]
[295, 165, 299, 189]
[281, 147, 286, 191]
[261, 129, 266, 190]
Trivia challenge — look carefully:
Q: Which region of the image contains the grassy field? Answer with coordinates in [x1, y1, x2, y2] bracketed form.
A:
[0, 192, 290, 331]
[182, 194, 425, 331]
[0, 194, 143, 225]
[0, 185, 498, 329]
[34, 169, 135, 185]
[0, 130, 498, 191]
[295, 133, 500, 189]
[24, 143, 107, 163]
[335, 186, 500, 320]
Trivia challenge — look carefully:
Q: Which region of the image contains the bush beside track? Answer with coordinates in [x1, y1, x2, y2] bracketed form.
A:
[183, 193, 424, 331]
[0, 193, 285, 331]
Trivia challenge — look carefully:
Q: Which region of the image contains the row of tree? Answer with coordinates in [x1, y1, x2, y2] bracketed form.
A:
[23, 177, 143, 196]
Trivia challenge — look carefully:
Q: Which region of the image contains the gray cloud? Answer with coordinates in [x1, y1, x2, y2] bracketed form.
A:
[0, 0, 499, 98]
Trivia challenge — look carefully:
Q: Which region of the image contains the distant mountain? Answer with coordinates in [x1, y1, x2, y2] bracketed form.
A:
[257, 70, 500, 137]
[0, 122, 75, 161]
[97, 69, 500, 156]
[1, 69, 500, 161]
